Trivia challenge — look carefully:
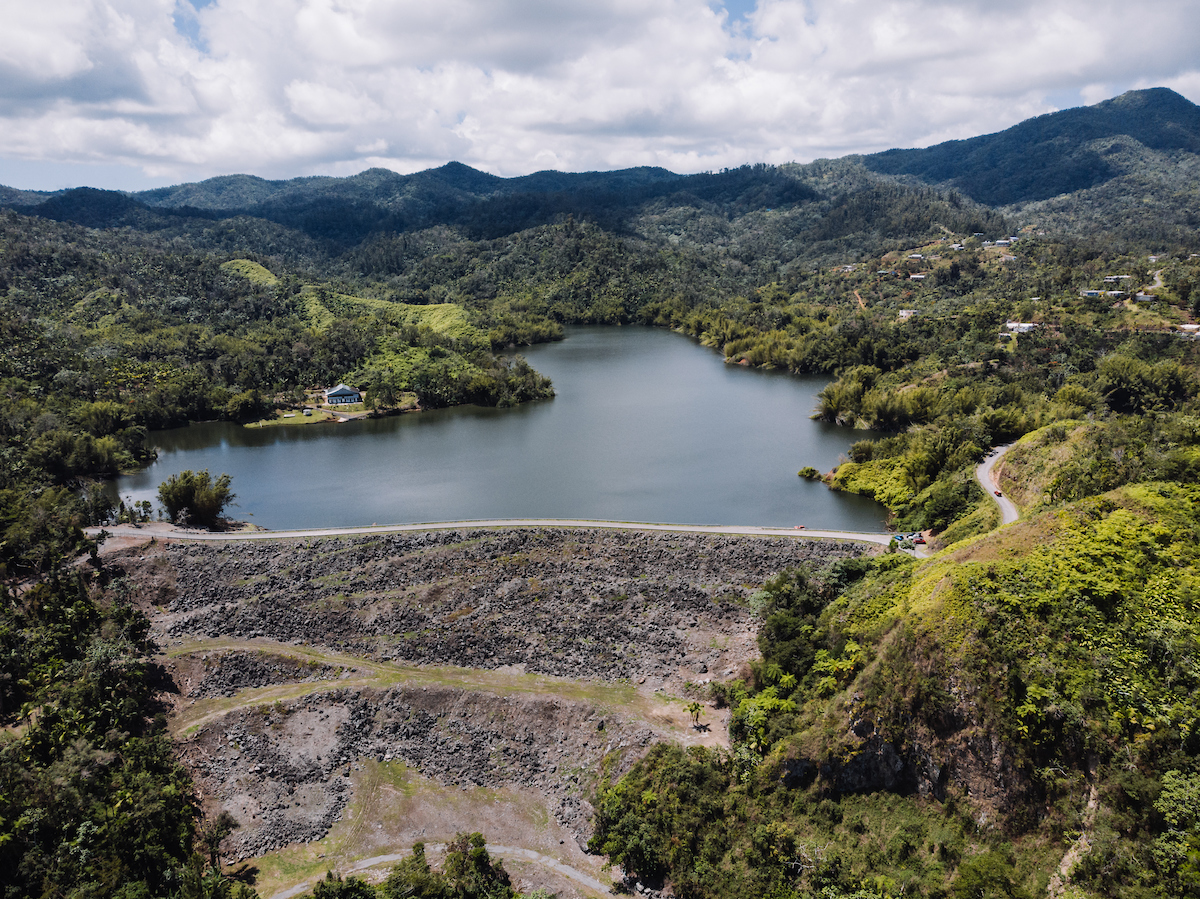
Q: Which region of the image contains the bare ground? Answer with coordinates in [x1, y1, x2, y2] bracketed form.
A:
[109, 527, 872, 897]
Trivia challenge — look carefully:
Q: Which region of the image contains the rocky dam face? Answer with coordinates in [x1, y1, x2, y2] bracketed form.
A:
[113, 527, 870, 898]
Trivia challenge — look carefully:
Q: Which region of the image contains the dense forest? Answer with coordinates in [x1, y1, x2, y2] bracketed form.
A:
[4, 87, 1200, 898]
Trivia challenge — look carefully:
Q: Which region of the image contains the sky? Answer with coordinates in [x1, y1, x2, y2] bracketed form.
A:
[2, 0, 1199, 192]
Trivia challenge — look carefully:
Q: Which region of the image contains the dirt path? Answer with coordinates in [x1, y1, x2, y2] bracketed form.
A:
[854, 289, 866, 311]
[1048, 783, 1099, 896]
[269, 843, 614, 899]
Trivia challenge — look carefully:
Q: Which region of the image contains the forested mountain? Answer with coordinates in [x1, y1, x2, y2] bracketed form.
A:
[863, 87, 1200, 206]
[8, 88, 1200, 260]
[3, 87, 1200, 899]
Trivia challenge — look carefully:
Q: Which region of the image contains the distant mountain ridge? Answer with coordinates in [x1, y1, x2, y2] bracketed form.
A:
[862, 87, 1200, 206]
[2, 87, 1198, 252]
[132, 161, 685, 212]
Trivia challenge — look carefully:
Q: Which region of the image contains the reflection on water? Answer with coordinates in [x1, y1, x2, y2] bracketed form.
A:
[114, 326, 885, 530]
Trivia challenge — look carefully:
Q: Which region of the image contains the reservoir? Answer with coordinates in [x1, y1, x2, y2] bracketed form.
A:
[113, 326, 886, 530]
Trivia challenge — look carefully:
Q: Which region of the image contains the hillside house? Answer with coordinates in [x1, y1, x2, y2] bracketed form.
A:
[1005, 322, 1037, 333]
[898, 309, 918, 320]
[324, 384, 362, 405]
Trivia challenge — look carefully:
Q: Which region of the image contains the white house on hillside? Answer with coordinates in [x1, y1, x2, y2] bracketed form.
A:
[324, 384, 362, 404]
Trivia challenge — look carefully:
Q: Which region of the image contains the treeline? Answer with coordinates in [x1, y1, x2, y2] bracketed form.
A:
[0, 571, 204, 897]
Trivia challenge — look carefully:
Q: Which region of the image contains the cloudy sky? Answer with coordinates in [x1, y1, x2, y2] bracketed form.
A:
[2, 0, 1199, 191]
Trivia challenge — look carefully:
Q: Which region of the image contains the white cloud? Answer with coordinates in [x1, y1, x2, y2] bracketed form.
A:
[0, 0, 1198, 187]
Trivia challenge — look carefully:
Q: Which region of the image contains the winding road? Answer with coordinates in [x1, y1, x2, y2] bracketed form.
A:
[975, 443, 1020, 525]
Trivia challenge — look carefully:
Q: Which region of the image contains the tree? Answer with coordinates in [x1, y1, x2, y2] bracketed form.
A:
[307, 871, 376, 899]
[379, 843, 451, 899]
[199, 810, 240, 869]
[442, 832, 517, 899]
[157, 470, 235, 529]
[224, 389, 270, 423]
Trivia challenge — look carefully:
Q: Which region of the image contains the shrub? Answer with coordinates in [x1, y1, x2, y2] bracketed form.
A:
[157, 470, 235, 529]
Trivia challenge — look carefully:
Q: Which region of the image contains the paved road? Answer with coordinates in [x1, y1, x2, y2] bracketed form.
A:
[976, 444, 1020, 525]
[91, 518, 903, 548]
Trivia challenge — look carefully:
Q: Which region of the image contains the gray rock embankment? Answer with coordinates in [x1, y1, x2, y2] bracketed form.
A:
[147, 527, 867, 686]
[187, 684, 656, 862]
[180, 650, 348, 699]
[130, 527, 872, 871]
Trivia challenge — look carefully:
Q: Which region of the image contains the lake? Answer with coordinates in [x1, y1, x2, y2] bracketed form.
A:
[113, 326, 886, 530]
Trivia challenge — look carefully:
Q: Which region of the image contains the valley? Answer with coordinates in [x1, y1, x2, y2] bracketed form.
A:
[4, 86, 1200, 899]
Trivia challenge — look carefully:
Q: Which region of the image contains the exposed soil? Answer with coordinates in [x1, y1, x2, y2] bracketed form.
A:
[112, 527, 871, 897]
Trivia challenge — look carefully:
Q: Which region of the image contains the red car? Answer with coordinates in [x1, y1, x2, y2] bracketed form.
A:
[994, 490, 1003, 497]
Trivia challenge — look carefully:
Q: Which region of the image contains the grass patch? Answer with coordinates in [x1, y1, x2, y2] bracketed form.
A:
[300, 290, 336, 330]
[936, 499, 999, 547]
[244, 408, 338, 428]
[169, 638, 672, 738]
[220, 259, 278, 286]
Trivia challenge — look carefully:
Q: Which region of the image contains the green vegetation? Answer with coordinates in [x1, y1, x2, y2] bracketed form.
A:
[158, 469, 236, 528]
[2, 86, 1200, 898]
[295, 835, 548, 899]
[0, 572, 203, 897]
[593, 487, 1200, 896]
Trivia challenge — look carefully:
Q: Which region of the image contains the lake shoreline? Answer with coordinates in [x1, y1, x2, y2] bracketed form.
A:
[112, 326, 889, 532]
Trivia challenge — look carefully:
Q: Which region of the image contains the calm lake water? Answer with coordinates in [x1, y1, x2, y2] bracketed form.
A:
[113, 326, 886, 530]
